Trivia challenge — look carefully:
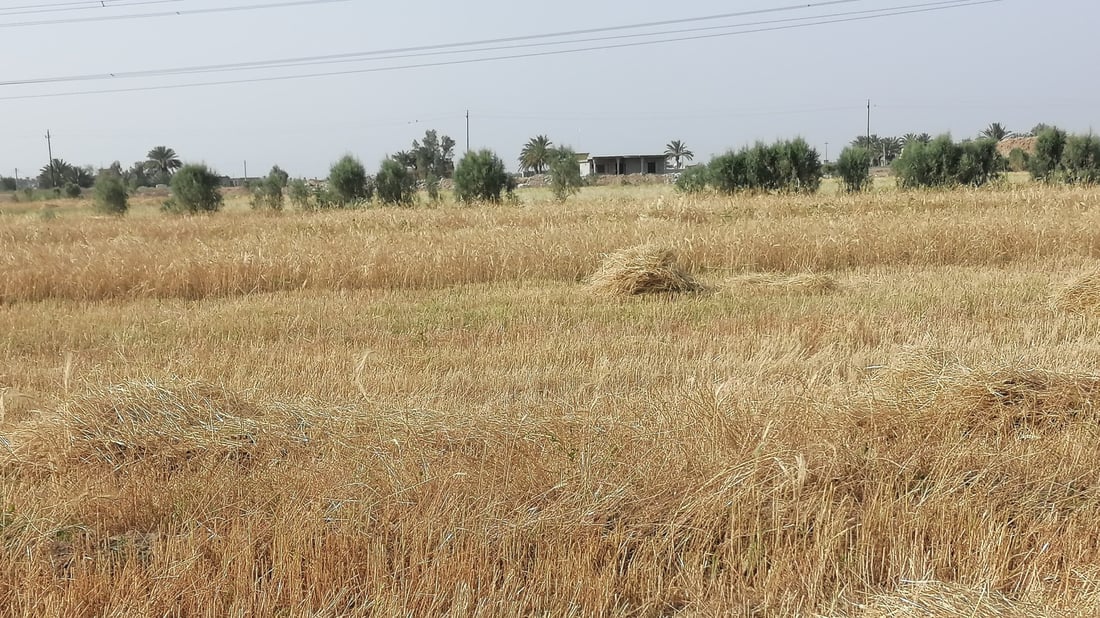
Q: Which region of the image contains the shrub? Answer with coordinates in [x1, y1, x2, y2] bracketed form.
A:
[425, 174, 441, 203]
[675, 166, 710, 193]
[835, 146, 871, 193]
[250, 165, 289, 211]
[705, 138, 823, 194]
[956, 139, 1002, 187]
[63, 182, 82, 198]
[547, 147, 584, 202]
[165, 164, 224, 214]
[1007, 148, 1029, 172]
[328, 155, 372, 206]
[0, 177, 15, 191]
[1029, 127, 1067, 182]
[375, 158, 417, 206]
[92, 172, 128, 215]
[287, 179, 311, 210]
[453, 149, 514, 203]
[1060, 134, 1100, 185]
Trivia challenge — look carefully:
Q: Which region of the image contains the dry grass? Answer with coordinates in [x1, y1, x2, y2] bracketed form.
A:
[1052, 269, 1100, 314]
[588, 245, 707, 295]
[4, 184, 1100, 615]
[729, 272, 839, 294]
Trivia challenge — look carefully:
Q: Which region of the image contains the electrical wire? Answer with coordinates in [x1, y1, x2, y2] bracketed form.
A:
[0, 1, 186, 18]
[0, 0, 349, 27]
[0, 0, 1004, 101]
[0, 0, 982, 86]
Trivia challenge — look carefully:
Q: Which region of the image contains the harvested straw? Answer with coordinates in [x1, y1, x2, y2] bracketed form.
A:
[875, 349, 1100, 433]
[854, 581, 1054, 618]
[588, 245, 706, 295]
[1052, 270, 1100, 314]
[2, 379, 339, 471]
[730, 272, 839, 295]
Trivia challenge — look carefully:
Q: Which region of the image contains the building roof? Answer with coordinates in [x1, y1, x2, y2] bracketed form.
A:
[586, 154, 668, 160]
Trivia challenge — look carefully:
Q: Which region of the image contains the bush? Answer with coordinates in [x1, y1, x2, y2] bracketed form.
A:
[165, 164, 224, 214]
[835, 146, 871, 193]
[0, 177, 15, 191]
[92, 172, 128, 215]
[287, 179, 311, 210]
[547, 147, 584, 202]
[706, 138, 823, 194]
[375, 158, 417, 206]
[1060, 134, 1100, 185]
[63, 182, 82, 199]
[454, 149, 514, 203]
[675, 166, 710, 193]
[1029, 127, 1067, 182]
[956, 139, 1002, 187]
[1007, 148, 1029, 172]
[328, 155, 372, 206]
[250, 165, 289, 211]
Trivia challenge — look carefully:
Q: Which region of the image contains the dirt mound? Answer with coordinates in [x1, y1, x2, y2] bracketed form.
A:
[996, 136, 1037, 157]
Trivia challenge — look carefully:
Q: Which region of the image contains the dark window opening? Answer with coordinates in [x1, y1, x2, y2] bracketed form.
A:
[646, 161, 657, 174]
[595, 164, 606, 174]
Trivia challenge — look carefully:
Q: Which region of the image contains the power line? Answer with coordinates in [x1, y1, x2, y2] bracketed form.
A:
[0, 1, 187, 18]
[0, 0, 1003, 101]
[0, 0, 349, 27]
[0, 0, 982, 86]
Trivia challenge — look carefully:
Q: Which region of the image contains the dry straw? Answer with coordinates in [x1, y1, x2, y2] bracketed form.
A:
[588, 245, 706, 295]
[853, 581, 1054, 618]
[1, 379, 351, 472]
[730, 272, 839, 295]
[1052, 269, 1100, 314]
[875, 349, 1100, 433]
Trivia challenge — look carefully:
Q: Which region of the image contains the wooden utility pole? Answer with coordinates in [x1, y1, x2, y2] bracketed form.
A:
[45, 130, 56, 187]
[465, 109, 470, 154]
[866, 100, 871, 143]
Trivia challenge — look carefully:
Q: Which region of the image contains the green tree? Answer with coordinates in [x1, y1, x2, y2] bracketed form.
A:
[251, 165, 290, 210]
[664, 140, 694, 169]
[454, 149, 514, 203]
[38, 158, 74, 189]
[328, 155, 372, 206]
[1007, 148, 1030, 173]
[980, 122, 1010, 141]
[411, 130, 456, 180]
[92, 169, 128, 215]
[780, 137, 823, 193]
[1060, 134, 1100, 185]
[165, 164, 224, 213]
[287, 178, 312, 210]
[519, 135, 553, 175]
[547, 147, 583, 202]
[0, 177, 16, 191]
[835, 146, 871, 193]
[674, 166, 710, 193]
[145, 146, 182, 182]
[375, 158, 417, 206]
[124, 161, 154, 189]
[1028, 127, 1067, 182]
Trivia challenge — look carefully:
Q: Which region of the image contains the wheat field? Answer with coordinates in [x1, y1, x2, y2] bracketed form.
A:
[3, 184, 1100, 616]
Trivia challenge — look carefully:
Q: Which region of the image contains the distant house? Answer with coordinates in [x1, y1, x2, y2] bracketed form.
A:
[579, 153, 669, 177]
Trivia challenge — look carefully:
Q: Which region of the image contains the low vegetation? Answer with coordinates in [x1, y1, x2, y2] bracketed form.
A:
[164, 163, 223, 214]
[453, 149, 514, 203]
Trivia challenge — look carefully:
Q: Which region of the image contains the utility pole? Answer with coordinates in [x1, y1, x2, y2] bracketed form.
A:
[866, 99, 871, 143]
[45, 130, 56, 187]
[824, 142, 829, 163]
[465, 109, 470, 155]
[243, 160, 248, 181]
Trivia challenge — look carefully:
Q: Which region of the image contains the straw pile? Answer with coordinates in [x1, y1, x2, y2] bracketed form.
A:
[853, 581, 1055, 618]
[730, 272, 839, 295]
[588, 245, 706, 295]
[875, 349, 1100, 433]
[1052, 270, 1100, 315]
[2, 379, 341, 472]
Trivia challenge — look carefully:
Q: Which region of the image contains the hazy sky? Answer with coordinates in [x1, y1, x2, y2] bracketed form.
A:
[0, 0, 1095, 179]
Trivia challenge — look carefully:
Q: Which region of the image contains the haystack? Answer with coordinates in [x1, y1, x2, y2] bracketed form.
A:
[2, 379, 321, 471]
[875, 349, 1100, 433]
[854, 581, 1054, 618]
[588, 245, 706, 295]
[730, 272, 838, 295]
[1052, 270, 1100, 315]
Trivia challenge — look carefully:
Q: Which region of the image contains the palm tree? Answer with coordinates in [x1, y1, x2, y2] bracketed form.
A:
[980, 123, 1010, 141]
[145, 146, 182, 178]
[519, 135, 553, 174]
[879, 136, 903, 164]
[664, 140, 694, 169]
[392, 150, 417, 170]
[38, 158, 75, 189]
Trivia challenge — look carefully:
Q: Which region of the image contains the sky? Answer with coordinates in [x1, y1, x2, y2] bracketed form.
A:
[0, 0, 1095, 179]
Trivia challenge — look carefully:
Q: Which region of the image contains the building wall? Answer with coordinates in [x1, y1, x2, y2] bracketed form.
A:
[587, 157, 669, 175]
